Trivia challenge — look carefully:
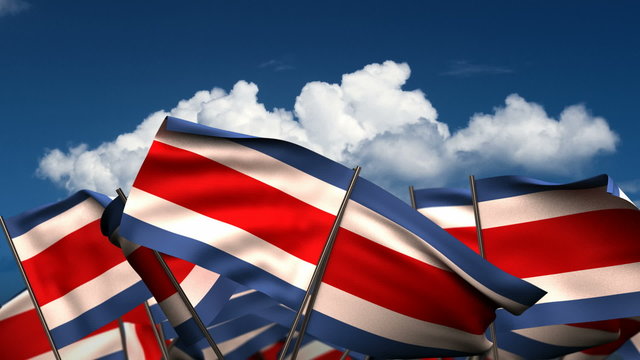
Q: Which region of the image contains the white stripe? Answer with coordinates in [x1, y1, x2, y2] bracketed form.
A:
[13, 198, 103, 260]
[418, 186, 636, 230]
[418, 205, 475, 229]
[126, 187, 316, 291]
[159, 292, 192, 326]
[202, 323, 276, 359]
[513, 324, 619, 347]
[285, 340, 334, 360]
[182, 265, 221, 306]
[314, 282, 490, 352]
[631, 333, 640, 350]
[0, 291, 33, 320]
[123, 323, 146, 360]
[41, 261, 142, 328]
[230, 289, 256, 299]
[524, 262, 640, 304]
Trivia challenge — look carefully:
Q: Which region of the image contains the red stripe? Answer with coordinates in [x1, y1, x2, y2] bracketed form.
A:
[445, 209, 640, 278]
[582, 318, 640, 355]
[314, 349, 344, 360]
[134, 140, 335, 265]
[126, 245, 194, 302]
[569, 319, 622, 333]
[0, 308, 52, 358]
[134, 141, 495, 333]
[21, 219, 126, 305]
[326, 227, 495, 333]
[134, 323, 163, 359]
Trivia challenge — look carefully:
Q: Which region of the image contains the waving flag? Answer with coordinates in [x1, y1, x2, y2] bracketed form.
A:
[561, 318, 640, 360]
[101, 196, 238, 345]
[2, 190, 151, 348]
[613, 333, 640, 359]
[414, 175, 640, 328]
[119, 116, 544, 358]
[0, 290, 162, 359]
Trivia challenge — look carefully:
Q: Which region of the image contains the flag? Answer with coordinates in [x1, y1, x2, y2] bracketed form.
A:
[413, 175, 640, 328]
[612, 333, 640, 359]
[101, 196, 238, 345]
[561, 318, 640, 360]
[2, 190, 151, 348]
[0, 290, 162, 359]
[119, 116, 545, 358]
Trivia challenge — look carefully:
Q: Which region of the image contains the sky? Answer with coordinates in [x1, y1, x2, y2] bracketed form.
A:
[0, 0, 639, 301]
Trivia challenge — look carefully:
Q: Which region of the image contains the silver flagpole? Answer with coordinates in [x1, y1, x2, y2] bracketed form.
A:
[143, 301, 170, 360]
[279, 166, 361, 360]
[468, 176, 499, 360]
[1, 216, 62, 360]
[339, 349, 351, 360]
[116, 189, 226, 360]
[117, 318, 129, 360]
[408, 185, 417, 209]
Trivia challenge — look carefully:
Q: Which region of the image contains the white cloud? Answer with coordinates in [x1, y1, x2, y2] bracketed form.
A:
[37, 61, 619, 197]
[0, 0, 29, 16]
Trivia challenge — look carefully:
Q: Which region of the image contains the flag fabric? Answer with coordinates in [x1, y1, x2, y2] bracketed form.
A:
[101, 196, 238, 346]
[561, 318, 640, 360]
[612, 333, 640, 359]
[119, 116, 545, 358]
[2, 190, 151, 348]
[491, 319, 622, 358]
[0, 290, 162, 359]
[252, 338, 360, 360]
[413, 175, 640, 329]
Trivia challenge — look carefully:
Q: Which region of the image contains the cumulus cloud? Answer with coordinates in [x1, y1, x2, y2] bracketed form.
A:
[37, 61, 619, 197]
[0, 0, 29, 16]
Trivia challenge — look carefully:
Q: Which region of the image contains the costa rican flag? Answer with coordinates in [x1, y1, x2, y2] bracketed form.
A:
[561, 318, 640, 360]
[613, 332, 640, 359]
[413, 175, 640, 329]
[252, 338, 362, 360]
[2, 190, 151, 348]
[0, 290, 162, 359]
[119, 117, 545, 358]
[101, 196, 238, 346]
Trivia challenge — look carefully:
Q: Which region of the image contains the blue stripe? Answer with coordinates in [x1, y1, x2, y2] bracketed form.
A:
[210, 314, 274, 343]
[192, 275, 238, 326]
[174, 317, 205, 345]
[96, 350, 125, 360]
[414, 187, 472, 207]
[120, 215, 307, 311]
[351, 177, 545, 308]
[213, 287, 279, 324]
[4, 190, 111, 238]
[473, 174, 610, 202]
[495, 291, 640, 330]
[49, 281, 151, 348]
[614, 341, 640, 359]
[495, 328, 587, 358]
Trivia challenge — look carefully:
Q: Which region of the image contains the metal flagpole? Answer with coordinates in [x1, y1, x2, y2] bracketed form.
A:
[279, 166, 361, 360]
[468, 176, 499, 360]
[1, 216, 63, 360]
[339, 349, 351, 360]
[116, 189, 226, 360]
[143, 301, 170, 360]
[409, 185, 417, 209]
[117, 318, 129, 360]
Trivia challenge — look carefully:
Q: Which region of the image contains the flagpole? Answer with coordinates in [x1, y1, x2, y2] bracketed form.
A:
[118, 318, 129, 360]
[0, 216, 62, 360]
[116, 189, 226, 360]
[409, 185, 417, 209]
[143, 301, 170, 360]
[468, 176, 499, 360]
[339, 349, 351, 360]
[279, 166, 361, 360]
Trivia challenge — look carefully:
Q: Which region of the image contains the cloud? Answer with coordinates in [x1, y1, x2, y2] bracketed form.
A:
[441, 60, 513, 77]
[0, 0, 29, 16]
[259, 59, 295, 72]
[37, 61, 619, 197]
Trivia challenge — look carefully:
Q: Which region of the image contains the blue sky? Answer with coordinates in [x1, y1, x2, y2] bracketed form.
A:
[1, 0, 639, 301]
